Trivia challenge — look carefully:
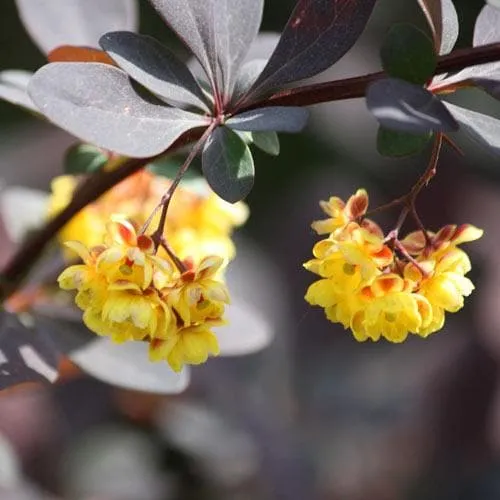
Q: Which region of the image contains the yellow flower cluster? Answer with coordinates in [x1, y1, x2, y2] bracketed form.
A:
[48, 170, 249, 264]
[50, 169, 249, 371]
[305, 189, 483, 342]
[58, 218, 229, 372]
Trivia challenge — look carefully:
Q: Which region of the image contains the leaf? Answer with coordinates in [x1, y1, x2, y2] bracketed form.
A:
[15, 0, 138, 55]
[252, 131, 280, 156]
[417, 0, 442, 51]
[150, 0, 264, 100]
[0, 70, 37, 112]
[0, 187, 48, 244]
[381, 24, 436, 85]
[445, 103, 500, 157]
[48, 46, 116, 65]
[366, 78, 458, 133]
[147, 155, 200, 180]
[100, 32, 210, 112]
[28, 63, 210, 157]
[440, 0, 459, 55]
[377, 127, 432, 157]
[202, 127, 254, 203]
[440, 4, 500, 84]
[417, 0, 458, 55]
[474, 4, 500, 46]
[71, 340, 190, 394]
[232, 59, 268, 103]
[245, 33, 280, 62]
[215, 302, 273, 355]
[64, 144, 109, 174]
[0, 312, 59, 390]
[247, 0, 377, 98]
[35, 311, 190, 394]
[474, 78, 500, 100]
[226, 107, 309, 133]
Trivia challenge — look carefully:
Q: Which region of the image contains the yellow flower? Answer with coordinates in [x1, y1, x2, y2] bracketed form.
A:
[164, 256, 230, 326]
[311, 188, 369, 235]
[58, 215, 231, 372]
[304, 188, 483, 343]
[336, 222, 393, 281]
[48, 171, 248, 265]
[47, 176, 106, 253]
[57, 240, 108, 311]
[149, 320, 223, 373]
[58, 218, 178, 342]
[304, 222, 393, 311]
[351, 274, 432, 342]
[406, 248, 476, 337]
[97, 218, 173, 290]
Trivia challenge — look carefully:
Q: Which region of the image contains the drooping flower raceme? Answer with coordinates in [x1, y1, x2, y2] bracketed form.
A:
[59, 218, 229, 372]
[52, 170, 248, 372]
[305, 189, 483, 342]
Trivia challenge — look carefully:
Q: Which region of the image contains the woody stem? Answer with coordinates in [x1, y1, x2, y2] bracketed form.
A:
[1, 43, 499, 301]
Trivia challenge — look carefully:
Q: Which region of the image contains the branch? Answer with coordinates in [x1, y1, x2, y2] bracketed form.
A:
[0, 129, 203, 301]
[2, 42, 500, 301]
[247, 42, 500, 109]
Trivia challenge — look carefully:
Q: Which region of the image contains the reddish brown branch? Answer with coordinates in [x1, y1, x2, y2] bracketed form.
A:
[246, 42, 500, 110]
[0, 129, 203, 300]
[2, 43, 500, 301]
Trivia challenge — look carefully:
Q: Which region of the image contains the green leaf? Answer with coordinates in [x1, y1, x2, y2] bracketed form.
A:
[377, 127, 432, 157]
[202, 126, 255, 203]
[64, 144, 108, 174]
[147, 155, 200, 180]
[252, 131, 280, 156]
[234, 130, 253, 145]
[381, 23, 436, 85]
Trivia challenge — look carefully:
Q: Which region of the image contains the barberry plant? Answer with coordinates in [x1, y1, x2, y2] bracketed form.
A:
[0, 0, 498, 393]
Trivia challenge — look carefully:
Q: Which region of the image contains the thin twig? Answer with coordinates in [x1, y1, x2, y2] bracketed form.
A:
[394, 240, 429, 278]
[149, 122, 217, 248]
[160, 238, 186, 274]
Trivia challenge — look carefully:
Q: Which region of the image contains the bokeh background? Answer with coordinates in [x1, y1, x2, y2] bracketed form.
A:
[1, 0, 500, 498]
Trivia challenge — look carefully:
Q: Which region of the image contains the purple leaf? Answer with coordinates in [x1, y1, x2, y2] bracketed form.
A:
[417, 0, 458, 55]
[100, 31, 210, 112]
[150, 0, 264, 101]
[69, 339, 190, 394]
[445, 103, 500, 157]
[442, 4, 500, 84]
[474, 4, 500, 46]
[0, 312, 59, 390]
[28, 63, 210, 157]
[35, 309, 190, 394]
[35, 303, 189, 394]
[0, 70, 37, 112]
[244, 33, 281, 62]
[247, 0, 377, 99]
[15, 0, 138, 55]
[473, 77, 500, 99]
[202, 126, 254, 203]
[366, 78, 458, 133]
[232, 59, 268, 103]
[226, 107, 309, 133]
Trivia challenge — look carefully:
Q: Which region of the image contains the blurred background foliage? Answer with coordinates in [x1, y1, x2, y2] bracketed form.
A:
[2, 0, 500, 499]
